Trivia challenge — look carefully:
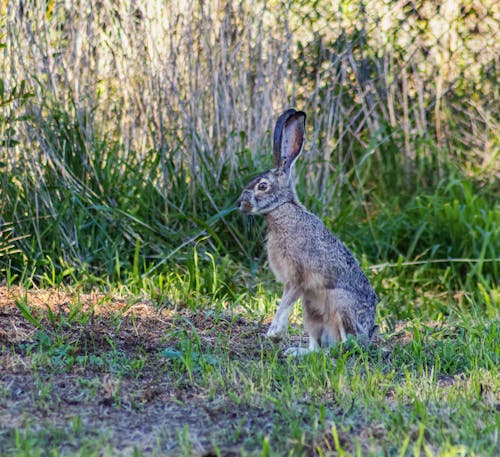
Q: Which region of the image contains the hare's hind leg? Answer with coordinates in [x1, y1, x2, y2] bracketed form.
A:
[306, 310, 347, 350]
[284, 335, 320, 357]
[284, 296, 324, 357]
[326, 288, 378, 342]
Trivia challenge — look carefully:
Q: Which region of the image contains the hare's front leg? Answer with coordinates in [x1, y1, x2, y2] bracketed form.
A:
[266, 283, 301, 340]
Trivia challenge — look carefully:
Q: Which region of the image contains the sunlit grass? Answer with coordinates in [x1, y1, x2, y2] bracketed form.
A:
[1, 269, 498, 455]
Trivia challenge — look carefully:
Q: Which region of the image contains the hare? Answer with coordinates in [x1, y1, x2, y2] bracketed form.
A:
[237, 109, 378, 356]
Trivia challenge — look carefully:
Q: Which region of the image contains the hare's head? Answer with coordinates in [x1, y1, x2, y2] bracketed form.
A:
[237, 109, 306, 215]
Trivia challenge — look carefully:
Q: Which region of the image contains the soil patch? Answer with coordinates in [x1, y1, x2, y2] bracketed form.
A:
[0, 286, 271, 456]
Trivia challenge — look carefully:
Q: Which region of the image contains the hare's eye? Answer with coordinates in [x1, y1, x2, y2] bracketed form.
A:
[257, 182, 268, 191]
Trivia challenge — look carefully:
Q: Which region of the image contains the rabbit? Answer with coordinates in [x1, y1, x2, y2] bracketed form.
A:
[237, 109, 378, 356]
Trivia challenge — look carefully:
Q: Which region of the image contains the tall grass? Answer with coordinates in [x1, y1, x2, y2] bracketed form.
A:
[0, 1, 498, 295]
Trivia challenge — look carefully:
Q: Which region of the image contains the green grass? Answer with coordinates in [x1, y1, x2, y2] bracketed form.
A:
[0, 1, 499, 455]
[1, 259, 498, 456]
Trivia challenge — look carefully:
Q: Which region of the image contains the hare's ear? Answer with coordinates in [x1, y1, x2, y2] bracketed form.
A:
[273, 109, 306, 172]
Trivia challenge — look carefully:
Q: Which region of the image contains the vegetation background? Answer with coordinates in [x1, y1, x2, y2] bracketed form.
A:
[0, 0, 498, 456]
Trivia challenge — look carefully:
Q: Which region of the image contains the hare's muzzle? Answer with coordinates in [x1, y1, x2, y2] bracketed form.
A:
[237, 191, 254, 214]
[237, 198, 253, 213]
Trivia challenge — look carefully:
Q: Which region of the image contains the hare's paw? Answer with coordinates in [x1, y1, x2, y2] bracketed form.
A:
[283, 346, 312, 357]
[265, 320, 287, 340]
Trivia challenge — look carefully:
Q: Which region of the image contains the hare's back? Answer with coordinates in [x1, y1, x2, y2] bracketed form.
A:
[266, 209, 345, 281]
[281, 210, 372, 292]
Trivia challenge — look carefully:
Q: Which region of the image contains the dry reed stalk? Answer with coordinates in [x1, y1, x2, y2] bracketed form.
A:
[1, 0, 498, 204]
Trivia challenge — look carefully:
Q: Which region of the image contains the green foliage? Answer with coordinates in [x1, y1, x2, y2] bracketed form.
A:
[0, 78, 33, 147]
[1, 0, 498, 291]
[1, 2, 498, 456]
[0, 46, 34, 268]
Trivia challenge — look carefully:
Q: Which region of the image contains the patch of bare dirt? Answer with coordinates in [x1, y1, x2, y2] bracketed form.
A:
[0, 286, 269, 456]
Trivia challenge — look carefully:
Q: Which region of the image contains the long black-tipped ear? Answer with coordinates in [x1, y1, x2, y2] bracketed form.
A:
[273, 109, 306, 172]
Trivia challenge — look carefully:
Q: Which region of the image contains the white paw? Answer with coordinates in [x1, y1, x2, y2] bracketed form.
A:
[283, 346, 313, 357]
[266, 322, 286, 340]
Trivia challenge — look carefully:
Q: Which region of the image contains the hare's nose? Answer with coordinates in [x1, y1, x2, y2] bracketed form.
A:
[236, 197, 246, 210]
[236, 192, 248, 208]
[237, 194, 252, 212]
